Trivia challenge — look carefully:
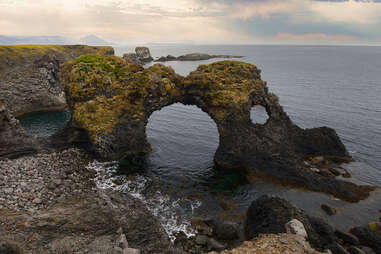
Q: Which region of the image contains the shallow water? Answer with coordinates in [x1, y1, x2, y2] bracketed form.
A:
[20, 45, 381, 237]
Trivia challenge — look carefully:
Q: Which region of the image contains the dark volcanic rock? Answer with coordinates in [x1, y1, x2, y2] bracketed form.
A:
[123, 46, 153, 65]
[350, 226, 381, 254]
[0, 45, 114, 116]
[0, 101, 38, 159]
[0, 190, 172, 254]
[335, 230, 360, 245]
[60, 57, 374, 202]
[322, 204, 338, 216]
[154, 52, 244, 62]
[245, 195, 338, 251]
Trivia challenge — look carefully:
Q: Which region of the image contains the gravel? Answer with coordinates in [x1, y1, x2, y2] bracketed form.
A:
[0, 148, 94, 211]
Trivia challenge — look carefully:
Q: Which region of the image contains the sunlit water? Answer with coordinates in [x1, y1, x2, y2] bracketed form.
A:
[19, 45, 381, 238]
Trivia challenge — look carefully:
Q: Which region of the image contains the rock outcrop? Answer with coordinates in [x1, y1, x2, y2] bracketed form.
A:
[0, 101, 39, 159]
[0, 150, 175, 254]
[155, 53, 244, 62]
[208, 233, 328, 254]
[245, 196, 380, 254]
[123, 46, 153, 65]
[60, 55, 374, 202]
[0, 45, 114, 116]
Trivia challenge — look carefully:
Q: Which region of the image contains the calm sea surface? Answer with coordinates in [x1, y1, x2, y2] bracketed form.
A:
[20, 45, 381, 237]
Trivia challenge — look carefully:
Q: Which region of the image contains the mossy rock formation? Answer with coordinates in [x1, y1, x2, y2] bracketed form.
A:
[62, 55, 374, 202]
[0, 45, 114, 116]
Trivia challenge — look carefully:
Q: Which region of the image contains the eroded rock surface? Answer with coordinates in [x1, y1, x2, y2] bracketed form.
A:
[0, 101, 38, 159]
[208, 233, 327, 254]
[0, 45, 114, 116]
[60, 55, 374, 201]
[123, 46, 153, 65]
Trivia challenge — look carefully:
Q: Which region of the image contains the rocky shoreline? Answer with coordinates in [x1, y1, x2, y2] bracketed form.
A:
[1, 45, 381, 253]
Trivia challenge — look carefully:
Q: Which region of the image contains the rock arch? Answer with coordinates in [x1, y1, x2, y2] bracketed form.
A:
[61, 55, 374, 202]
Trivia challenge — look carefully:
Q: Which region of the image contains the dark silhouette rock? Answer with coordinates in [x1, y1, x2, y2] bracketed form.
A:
[330, 242, 351, 254]
[154, 53, 244, 62]
[350, 226, 381, 254]
[123, 47, 153, 65]
[335, 230, 360, 245]
[0, 101, 38, 159]
[322, 204, 338, 216]
[244, 195, 338, 251]
[347, 246, 366, 254]
[60, 56, 374, 202]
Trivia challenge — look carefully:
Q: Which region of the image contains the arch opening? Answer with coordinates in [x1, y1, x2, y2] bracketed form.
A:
[250, 105, 270, 125]
[146, 103, 219, 180]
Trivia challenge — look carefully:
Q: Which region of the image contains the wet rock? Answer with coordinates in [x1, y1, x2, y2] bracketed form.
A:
[321, 204, 338, 216]
[285, 219, 308, 238]
[350, 226, 381, 254]
[330, 243, 350, 254]
[359, 247, 376, 254]
[195, 235, 208, 246]
[0, 101, 38, 159]
[207, 238, 225, 251]
[335, 230, 359, 245]
[214, 222, 239, 241]
[347, 247, 366, 254]
[245, 195, 337, 251]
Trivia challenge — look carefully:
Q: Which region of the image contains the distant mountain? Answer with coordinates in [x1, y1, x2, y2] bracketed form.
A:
[0, 35, 72, 45]
[79, 35, 109, 45]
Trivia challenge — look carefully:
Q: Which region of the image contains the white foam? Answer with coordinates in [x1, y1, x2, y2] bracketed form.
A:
[87, 160, 200, 242]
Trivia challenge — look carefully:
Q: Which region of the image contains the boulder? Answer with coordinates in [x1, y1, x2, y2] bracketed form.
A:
[350, 226, 381, 254]
[347, 247, 366, 254]
[245, 195, 338, 251]
[321, 204, 338, 216]
[135, 47, 153, 62]
[214, 222, 239, 240]
[285, 219, 308, 238]
[335, 230, 359, 245]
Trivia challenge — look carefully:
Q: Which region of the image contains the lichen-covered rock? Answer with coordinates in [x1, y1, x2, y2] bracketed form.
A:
[61, 56, 374, 202]
[0, 45, 114, 116]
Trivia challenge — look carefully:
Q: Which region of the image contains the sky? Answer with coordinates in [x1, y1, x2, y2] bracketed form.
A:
[1, 0, 381, 45]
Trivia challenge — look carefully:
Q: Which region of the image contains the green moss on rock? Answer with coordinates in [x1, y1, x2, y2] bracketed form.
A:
[62, 54, 182, 140]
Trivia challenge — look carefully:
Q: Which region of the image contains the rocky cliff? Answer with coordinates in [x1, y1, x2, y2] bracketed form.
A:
[0, 45, 114, 116]
[61, 55, 374, 202]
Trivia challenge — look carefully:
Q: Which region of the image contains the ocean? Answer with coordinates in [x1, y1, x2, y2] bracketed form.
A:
[20, 45, 381, 239]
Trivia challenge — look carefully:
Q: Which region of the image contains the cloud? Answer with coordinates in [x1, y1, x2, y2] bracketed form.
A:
[275, 32, 358, 42]
[227, 0, 381, 25]
[0, 0, 380, 44]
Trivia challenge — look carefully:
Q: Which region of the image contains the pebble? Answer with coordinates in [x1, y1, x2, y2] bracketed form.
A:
[0, 149, 91, 212]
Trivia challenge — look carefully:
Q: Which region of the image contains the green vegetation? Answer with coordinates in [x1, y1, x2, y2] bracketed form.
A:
[62, 54, 182, 141]
[185, 60, 265, 121]
[0, 45, 114, 61]
[63, 57, 263, 140]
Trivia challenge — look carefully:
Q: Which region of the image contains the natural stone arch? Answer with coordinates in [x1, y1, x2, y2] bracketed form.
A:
[61, 55, 374, 202]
